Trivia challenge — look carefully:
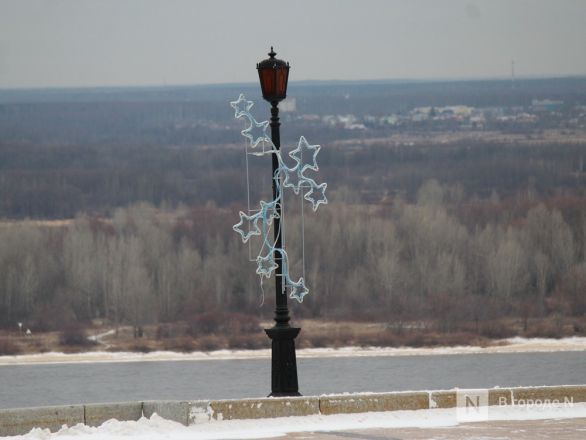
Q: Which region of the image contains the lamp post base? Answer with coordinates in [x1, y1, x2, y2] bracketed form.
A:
[265, 326, 301, 397]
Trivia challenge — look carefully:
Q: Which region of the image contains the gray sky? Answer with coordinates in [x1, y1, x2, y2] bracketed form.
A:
[0, 0, 585, 88]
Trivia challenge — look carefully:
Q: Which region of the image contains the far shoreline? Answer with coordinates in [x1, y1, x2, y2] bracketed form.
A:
[1, 336, 584, 366]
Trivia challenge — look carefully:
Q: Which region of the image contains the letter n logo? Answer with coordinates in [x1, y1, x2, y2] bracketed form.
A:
[456, 389, 489, 422]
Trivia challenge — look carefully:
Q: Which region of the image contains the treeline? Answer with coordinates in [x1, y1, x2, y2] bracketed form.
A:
[0, 203, 258, 331]
[1, 181, 585, 334]
[1, 139, 584, 218]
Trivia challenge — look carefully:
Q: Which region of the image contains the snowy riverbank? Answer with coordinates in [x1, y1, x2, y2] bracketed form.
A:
[0, 336, 584, 366]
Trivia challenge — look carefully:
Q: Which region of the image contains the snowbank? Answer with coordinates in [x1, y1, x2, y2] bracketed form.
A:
[10, 402, 586, 440]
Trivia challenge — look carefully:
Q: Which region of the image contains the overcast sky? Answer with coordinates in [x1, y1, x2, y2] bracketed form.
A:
[0, 0, 585, 89]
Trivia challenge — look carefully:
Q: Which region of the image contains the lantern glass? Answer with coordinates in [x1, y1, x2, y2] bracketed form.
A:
[275, 67, 289, 98]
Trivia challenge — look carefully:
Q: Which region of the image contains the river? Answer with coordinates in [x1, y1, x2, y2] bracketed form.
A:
[1, 351, 584, 409]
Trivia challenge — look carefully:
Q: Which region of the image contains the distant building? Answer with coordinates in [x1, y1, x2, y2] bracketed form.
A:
[280, 97, 296, 113]
[446, 105, 473, 117]
[410, 107, 431, 122]
[532, 99, 563, 112]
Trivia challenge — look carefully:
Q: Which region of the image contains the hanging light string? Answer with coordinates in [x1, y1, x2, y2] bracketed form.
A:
[230, 94, 328, 302]
[244, 135, 255, 263]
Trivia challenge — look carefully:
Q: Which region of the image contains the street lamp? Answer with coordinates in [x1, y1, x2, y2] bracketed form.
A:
[257, 47, 300, 397]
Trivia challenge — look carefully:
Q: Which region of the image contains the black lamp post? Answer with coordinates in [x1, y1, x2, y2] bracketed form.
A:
[257, 47, 300, 397]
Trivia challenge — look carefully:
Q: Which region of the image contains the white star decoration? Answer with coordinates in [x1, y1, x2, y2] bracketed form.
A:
[304, 182, 328, 211]
[289, 136, 321, 174]
[282, 167, 303, 195]
[289, 278, 309, 302]
[256, 254, 279, 278]
[232, 211, 261, 243]
[242, 118, 271, 148]
[231, 94, 328, 303]
[230, 94, 253, 119]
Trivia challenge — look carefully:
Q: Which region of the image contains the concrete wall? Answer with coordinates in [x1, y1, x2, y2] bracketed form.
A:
[84, 402, 143, 427]
[0, 405, 84, 437]
[1, 385, 584, 437]
[142, 400, 210, 426]
[209, 397, 319, 421]
[319, 392, 429, 415]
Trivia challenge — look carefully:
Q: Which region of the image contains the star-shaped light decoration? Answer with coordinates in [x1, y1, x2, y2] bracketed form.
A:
[289, 277, 309, 302]
[304, 182, 328, 212]
[232, 211, 261, 243]
[282, 166, 303, 195]
[230, 94, 253, 119]
[231, 94, 328, 303]
[242, 118, 270, 149]
[289, 136, 321, 174]
[256, 254, 279, 278]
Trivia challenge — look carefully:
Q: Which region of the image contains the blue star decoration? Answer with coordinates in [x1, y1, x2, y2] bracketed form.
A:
[230, 94, 328, 303]
[230, 94, 253, 119]
[242, 118, 270, 148]
[289, 277, 309, 302]
[304, 182, 328, 211]
[289, 136, 321, 174]
[256, 254, 279, 278]
[232, 211, 261, 243]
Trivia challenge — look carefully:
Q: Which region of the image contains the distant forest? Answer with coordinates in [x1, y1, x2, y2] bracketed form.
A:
[0, 139, 584, 219]
[0, 77, 585, 339]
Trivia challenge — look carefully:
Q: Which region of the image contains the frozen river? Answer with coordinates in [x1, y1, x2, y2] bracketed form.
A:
[1, 351, 584, 409]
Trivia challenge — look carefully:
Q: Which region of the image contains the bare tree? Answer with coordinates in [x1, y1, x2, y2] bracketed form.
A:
[486, 228, 528, 298]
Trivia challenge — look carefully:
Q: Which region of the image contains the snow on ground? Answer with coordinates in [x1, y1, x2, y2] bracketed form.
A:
[0, 336, 584, 366]
[7, 403, 586, 440]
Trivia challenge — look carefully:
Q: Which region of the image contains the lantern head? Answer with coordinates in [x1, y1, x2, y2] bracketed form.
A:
[257, 47, 290, 103]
